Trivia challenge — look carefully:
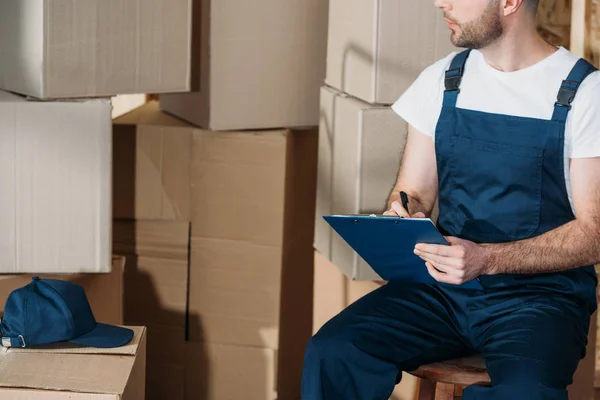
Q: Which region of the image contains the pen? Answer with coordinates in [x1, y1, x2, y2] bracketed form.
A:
[400, 191, 410, 215]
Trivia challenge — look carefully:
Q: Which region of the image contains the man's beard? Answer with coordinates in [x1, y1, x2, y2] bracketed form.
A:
[450, 1, 504, 49]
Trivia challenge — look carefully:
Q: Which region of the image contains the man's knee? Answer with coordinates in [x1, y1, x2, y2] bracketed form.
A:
[304, 329, 354, 367]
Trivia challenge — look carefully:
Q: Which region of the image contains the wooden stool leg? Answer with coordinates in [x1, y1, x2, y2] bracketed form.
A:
[417, 378, 436, 400]
[435, 383, 455, 400]
[454, 385, 464, 397]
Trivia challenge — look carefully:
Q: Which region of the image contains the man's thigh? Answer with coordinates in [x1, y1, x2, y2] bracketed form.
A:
[467, 296, 591, 399]
[313, 281, 473, 370]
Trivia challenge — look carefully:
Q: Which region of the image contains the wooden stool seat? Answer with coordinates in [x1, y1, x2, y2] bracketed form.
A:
[409, 356, 491, 399]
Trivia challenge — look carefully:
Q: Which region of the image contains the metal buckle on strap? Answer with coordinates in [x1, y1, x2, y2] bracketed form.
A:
[555, 80, 580, 110]
[1, 335, 26, 348]
[444, 68, 463, 92]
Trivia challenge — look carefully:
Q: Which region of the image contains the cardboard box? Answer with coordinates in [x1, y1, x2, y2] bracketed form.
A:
[159, 0, 329, 130]
[0, 0, 191, 99]
[112, 220, 189, 400]
[112, 220, 190, 328]
[186, 342, 276, 400]
[313, 251, 346, 334]
[326, 0, 456, 104]
[113, 102, 194, 221]
[188, 129, 318, 399]
[0, 91, 112, 273]
[0, 326, 146, 399]
[112, 95, 147, 119]
[315, 86, 407, 280]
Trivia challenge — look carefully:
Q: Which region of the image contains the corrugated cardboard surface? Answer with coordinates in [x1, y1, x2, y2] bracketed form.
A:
[0, 327, 146, 399]
[0, 256, 125, 326]
[188, 129, 317, 399]
[314, 86, 336, 261]
[186, 342, 277, 400]
[326, 0, 456, 104]
[111, 95, 147, 119]
[112, 220, 189, 400]
[313, 251, 346, 334]
[0, 91, 112, 273]
[113, 102, 194, 221]
[0, 0, 191, 99]
[159, 0, 329, 130]
[316, 86, 406, 280]
[0, 389, 118, 399]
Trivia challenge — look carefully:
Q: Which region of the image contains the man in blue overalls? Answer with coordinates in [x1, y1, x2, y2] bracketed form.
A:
[302, 0, 600, 398]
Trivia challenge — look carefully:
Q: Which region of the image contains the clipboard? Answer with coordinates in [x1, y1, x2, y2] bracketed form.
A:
[323, 214, 483, 290]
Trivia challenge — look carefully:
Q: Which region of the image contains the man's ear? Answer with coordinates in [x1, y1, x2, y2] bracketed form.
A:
[501, 0, 525, 17]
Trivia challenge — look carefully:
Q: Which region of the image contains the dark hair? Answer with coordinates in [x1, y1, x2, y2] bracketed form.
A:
[525, 0, 540, 12]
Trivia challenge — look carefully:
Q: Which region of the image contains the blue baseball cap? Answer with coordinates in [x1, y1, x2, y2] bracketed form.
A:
[0, 277, 133, 348]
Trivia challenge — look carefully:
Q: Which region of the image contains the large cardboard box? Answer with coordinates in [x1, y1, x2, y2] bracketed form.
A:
[0, 326, 146, 399]
[0, 91, 112, 273]
[112, 220, 189, 400]
[186, 342, 277, 400]
[188, 129, 318, 399]
[159, 0, 329, 131]
[326, 0, 456, 104]
[113, 102, 194, 221]
[0, 0, 191, 99]
[315, 86, 406, 280]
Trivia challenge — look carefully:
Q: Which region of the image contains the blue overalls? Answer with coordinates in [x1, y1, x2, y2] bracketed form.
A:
[302, 50, 599, 400]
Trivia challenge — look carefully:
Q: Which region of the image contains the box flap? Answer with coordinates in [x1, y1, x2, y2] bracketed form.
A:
[0, 327, 145, 395]
[113, 101, 192, 128]
[7, 327, 144, 356]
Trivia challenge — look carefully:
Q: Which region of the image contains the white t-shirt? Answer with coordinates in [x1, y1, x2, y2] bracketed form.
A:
[392, 46, 600, 213]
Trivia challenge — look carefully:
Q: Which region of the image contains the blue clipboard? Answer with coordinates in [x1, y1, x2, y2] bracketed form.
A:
[323, 214, 483, 290]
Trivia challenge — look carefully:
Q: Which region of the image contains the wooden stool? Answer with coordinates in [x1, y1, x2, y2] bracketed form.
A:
[409, 356, 491, 400]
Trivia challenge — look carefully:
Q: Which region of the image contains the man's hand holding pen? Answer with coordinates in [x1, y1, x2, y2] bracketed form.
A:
[383, 190, 426, 218]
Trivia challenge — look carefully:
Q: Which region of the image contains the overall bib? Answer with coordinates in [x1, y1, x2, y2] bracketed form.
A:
[301, 51, 598, 400]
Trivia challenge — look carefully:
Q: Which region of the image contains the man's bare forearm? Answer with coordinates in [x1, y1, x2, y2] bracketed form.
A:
[482, 219, 600, 275]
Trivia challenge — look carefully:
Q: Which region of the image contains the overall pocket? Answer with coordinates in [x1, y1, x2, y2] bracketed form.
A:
[448, 136, 544, 241]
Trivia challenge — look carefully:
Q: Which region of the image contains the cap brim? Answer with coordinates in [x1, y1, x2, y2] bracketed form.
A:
[69, 323, 134, 348]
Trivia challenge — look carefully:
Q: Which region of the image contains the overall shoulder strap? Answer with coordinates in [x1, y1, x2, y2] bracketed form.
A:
[443, 49, 472, 108]
[552, 58, 598, 122]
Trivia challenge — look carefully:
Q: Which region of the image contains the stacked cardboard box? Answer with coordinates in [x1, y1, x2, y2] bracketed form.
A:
[153, 1, 327, 398]
[0, 1, 195, 396]
[112, 105, 321, 399]
[0, 326, 147, 399]
[0, 0, 193, 99]
[0, 257, 143, 398]
[159, 0, 329, 131]
[315, 0, 455, 280]
[0, 92, 112, 273]
[1, 0, 328, 398]
[0, 0, 194, 274]
[112, 103, 193, 399]
[185, 129, 318, 400]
